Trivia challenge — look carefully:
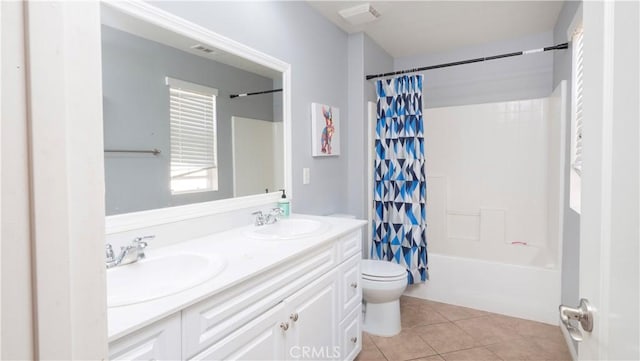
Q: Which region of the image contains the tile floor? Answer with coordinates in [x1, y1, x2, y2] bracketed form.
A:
[355, 296, 572, 361]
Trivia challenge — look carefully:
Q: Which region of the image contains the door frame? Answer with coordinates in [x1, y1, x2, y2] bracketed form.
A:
[366, 101, 376, 258]
[24, 1, 107, 359]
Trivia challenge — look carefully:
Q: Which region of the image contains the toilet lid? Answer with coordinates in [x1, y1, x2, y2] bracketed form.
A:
[361, 260, 407, 278]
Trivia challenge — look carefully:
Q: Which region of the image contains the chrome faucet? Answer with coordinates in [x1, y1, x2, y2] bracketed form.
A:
[252, 210, 267, 226]
[106, 235, 154, 269]
[266, 208, 284, 224]
[251, 208, 283, 226]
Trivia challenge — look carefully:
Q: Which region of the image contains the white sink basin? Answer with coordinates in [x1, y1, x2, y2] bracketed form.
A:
[244, 218, 328, 240]
[107, 253, 226, 307]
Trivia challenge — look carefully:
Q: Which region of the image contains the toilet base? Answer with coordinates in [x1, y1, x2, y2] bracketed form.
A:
[363, 299, 401, 337]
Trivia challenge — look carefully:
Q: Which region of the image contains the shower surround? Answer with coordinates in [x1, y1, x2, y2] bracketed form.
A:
[406, 83, 566, 324]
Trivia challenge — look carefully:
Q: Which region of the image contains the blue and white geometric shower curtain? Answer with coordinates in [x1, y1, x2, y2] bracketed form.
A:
[371, 75, 428, 284]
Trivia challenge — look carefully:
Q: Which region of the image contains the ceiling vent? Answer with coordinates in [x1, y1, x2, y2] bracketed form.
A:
[338, 3, 381, 26]
[190, 44, 215, 54]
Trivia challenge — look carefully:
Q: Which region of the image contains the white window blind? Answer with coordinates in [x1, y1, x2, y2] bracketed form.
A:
[572, 28, 584, 175]
[166, 77, 218, 193]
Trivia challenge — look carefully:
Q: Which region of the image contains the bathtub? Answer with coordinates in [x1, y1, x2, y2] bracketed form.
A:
[401, 89, 566, 326]
[404, 252, 561, 325]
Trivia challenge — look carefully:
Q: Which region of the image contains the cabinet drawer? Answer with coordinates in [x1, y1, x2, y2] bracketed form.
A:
[189, 303, 286, 361]
[182, 245, 335, 359]
[338, 230, 362, 262]
[340, 254, 362, 320]
[339, 306, 362, 361]
[109, 313, 181, 361]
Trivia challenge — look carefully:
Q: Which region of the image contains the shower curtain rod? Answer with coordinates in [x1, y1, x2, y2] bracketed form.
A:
[365, 42, 569, 80]
[229, 88, 283, 99]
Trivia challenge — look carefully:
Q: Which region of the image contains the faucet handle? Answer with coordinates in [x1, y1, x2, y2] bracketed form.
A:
[133, 235, 154, 247]
[132, 235, 153, 261]
[251, 210, 267, 226]
[105, 244, 115, 261]
[270, 207, 284, 215]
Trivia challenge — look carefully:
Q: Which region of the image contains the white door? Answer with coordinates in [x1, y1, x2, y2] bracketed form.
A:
[231, 116, 283, 197]
[564, 2, 640, 360]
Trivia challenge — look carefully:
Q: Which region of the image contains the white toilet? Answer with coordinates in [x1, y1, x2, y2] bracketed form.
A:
[361, 259, 408, 337]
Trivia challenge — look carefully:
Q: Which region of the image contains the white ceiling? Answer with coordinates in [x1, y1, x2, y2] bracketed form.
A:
[307, 1, 564, 58]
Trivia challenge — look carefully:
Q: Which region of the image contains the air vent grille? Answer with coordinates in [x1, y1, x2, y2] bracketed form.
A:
[338, 3, 381, 25]
[190, 44, 215, 54]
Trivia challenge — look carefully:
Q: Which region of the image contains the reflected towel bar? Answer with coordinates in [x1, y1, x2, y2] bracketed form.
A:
[104, 149, 161, 155]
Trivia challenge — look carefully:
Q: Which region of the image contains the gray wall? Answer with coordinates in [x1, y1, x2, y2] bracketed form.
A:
[152, 1, 350, 216]
[102, 25, 275, 215]
[347, 33, 365, 220]
[394, 31, 555, 108]
[553, 0, 582, 309]
[347, 33, 393, 222]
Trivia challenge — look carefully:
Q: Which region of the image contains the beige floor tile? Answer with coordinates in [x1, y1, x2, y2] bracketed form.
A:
[355, 332, 387, 361]
[440, 347, 502, 361]
[413, 355, 446, 361]
[455, 316, 521, 345]
[530, 336, 572, 361]
[428, 301, 491, 321]
[370, 328, 437, 361]
[378, 297, 571, 361]
[362, 332, 377, 348]
[486, 336, 551, 361]
[490, 315, 564, 341]
[414, 322, 479, 354]
[400, 295, 428, 307]
[401, 303, 448, 328]
[354, 346, 387, 361]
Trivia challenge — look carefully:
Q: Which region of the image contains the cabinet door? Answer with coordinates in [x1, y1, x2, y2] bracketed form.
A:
[284, 269, 339, 360]
[190, 302, 286, 361]
[340, 254, 362, 320]
[339, 306, 362, 361]
[109, 313, 181, 361]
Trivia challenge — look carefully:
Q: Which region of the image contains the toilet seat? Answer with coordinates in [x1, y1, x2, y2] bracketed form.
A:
[362, 273, 407, 282]
[361, 260, 407, 281]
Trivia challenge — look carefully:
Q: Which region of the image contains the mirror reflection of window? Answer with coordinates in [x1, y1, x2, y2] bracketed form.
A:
[166, 77, 219, 194]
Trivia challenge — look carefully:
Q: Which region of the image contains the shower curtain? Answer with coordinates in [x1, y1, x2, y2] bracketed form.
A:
[371, 75, 428, 284]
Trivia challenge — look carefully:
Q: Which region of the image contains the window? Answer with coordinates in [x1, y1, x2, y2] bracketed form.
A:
[569, 26, 583, 213]
[166, 77, 218, 194]
[571, 27, 584, 175]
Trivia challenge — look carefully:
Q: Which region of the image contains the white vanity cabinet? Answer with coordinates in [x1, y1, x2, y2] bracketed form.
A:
[193, 269, 339, 360]
[108, 227, 363, 361]
[108, 313, 182, 360]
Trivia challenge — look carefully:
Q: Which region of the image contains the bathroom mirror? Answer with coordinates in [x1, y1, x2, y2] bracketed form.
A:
[100, 3, 290, 218]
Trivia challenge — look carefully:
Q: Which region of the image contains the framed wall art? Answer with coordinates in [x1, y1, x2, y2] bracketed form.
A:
[311, 103, 340, 157]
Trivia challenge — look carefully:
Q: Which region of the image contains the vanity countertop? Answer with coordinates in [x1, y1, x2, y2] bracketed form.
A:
[107, 214, 366, 342]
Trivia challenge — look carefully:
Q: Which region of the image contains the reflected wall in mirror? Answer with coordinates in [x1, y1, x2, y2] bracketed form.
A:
[231, 116, 284, 197]
[101, 7, 284, 215]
